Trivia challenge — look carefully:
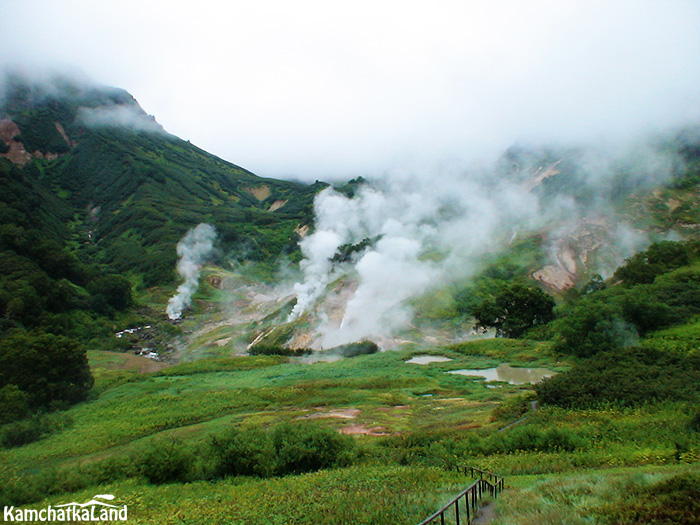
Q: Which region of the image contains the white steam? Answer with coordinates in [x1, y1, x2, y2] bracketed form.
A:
[289, 140, 679, 348]
[166, 224, 217, 320]
[289, 171, 541, 347]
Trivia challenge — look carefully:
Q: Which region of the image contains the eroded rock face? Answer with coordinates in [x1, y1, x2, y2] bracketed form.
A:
[532, 264, 576, 290]
[0, 118, 32, 166]
[268, 199, 287, 211]
[532, 218, 608, 291]
[0, 118, 72, 166]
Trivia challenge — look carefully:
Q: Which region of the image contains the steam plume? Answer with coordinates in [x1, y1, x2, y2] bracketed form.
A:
[166, 223, 217, 320]
[289, 139, 676, 348]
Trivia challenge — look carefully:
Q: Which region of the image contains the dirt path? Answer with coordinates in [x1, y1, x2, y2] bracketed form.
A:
[472, 501, 496, 524]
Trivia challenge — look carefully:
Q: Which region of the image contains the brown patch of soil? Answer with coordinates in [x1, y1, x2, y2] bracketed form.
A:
[208, 275, 223, 289]
[667, 198, 682, 212]
[93, 350, 169, 374]
[524, 160, 562, 192]
[268, 199, 287, 211]
[54, 121, 72, 147]
[121, 353, 170, 373]
[532, 264, 576, 290]
[247, 185, 271, 201]
[297, 408, 361, 420]
[0, 118, 32, 166]
[339, 424, 391, 436]
[294, 224, 310, 238]
[532, 218, 609, 291]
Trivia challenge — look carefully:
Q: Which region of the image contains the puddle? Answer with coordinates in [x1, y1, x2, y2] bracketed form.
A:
[448, 363, 555, 384]
[406, 355, 454, 364]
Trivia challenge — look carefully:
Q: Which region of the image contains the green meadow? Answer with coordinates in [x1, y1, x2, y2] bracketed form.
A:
[1, 336, 698, 523]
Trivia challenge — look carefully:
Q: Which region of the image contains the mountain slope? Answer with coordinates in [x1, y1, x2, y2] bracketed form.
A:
[0, 71, 323, 287]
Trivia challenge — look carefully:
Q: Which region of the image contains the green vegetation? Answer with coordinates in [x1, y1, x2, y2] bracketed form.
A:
[1, 73, 320, 297]
[551, 242, 700, 357]
[330, 236, 379, 263]
[0, 73, 322, 426]
[492, 465, 700, 524]
[0, 331, 93, 412]
[0, 331, 697, 519]
[535, 346, 700, 408]
[129, 422, 354, 485]
[472, 282, 555, 338]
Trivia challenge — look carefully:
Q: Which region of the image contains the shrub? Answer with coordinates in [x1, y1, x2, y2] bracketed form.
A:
[134, 439, 194, 484]
[272, 423, 355, 475]
[209, 428, 276, 478]
[248, 345, 310, 357]
[0, 412, 73, 448]
[536, 346, 700, 408]
[689, 411, 700, 433]
[491, 393, 536, 422]
[614, 241, 693, 285]
[206, 423, 355, 480]
[599, 473, 700, 524]
[0, 331, 93, 410]
[484, 426, 584, 454]
[552, 300, 635, 357]
[332, 341, 379, 357]
[0, 384, 30, 424]
[87, 274, 133, 313]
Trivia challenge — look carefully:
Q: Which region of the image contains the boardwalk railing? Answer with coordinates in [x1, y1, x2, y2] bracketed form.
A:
[417, 467, 504, 525]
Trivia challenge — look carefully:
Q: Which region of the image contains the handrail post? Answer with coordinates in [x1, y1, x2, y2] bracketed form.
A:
[465, 491, 470, 523]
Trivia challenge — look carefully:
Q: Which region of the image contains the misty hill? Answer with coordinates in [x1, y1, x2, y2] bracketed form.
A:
[0, 71, 323, 288]
[0, 72, 324, 414]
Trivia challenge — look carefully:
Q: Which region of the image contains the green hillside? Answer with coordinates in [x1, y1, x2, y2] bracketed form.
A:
[0, 72, 322, 427]
[1, 72, 322, 286]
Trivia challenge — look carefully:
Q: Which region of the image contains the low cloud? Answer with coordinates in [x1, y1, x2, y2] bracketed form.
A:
[77, 105, 164, 133]
[1, 2, 699, 179]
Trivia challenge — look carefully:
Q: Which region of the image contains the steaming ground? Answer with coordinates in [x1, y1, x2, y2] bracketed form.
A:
[170, 136, 685, 354]
[284, 140, 669, 349]
[167, 224, 217, 320]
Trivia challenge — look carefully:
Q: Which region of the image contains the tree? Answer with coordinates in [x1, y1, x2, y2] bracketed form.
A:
[88, 275, 133, 313]
[473, 283, 555, 338]
[614, 241, 692, 285]
[552, 299, 635, 357]
[0, 385, 30, 424]
[0, 331, 93, 411]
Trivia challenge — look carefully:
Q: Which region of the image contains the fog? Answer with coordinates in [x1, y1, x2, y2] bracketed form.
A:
[77, 105, 164, 134]
[1, 0, 699, 180]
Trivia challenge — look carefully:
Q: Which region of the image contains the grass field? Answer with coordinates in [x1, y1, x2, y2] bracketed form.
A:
[2, 338, 699, 524]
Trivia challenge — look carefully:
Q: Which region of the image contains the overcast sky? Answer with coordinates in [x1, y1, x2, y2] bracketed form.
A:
[2, 0, 700, 180]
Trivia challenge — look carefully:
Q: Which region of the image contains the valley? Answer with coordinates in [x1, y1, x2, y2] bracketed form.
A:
[0, 73, 699, 524]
